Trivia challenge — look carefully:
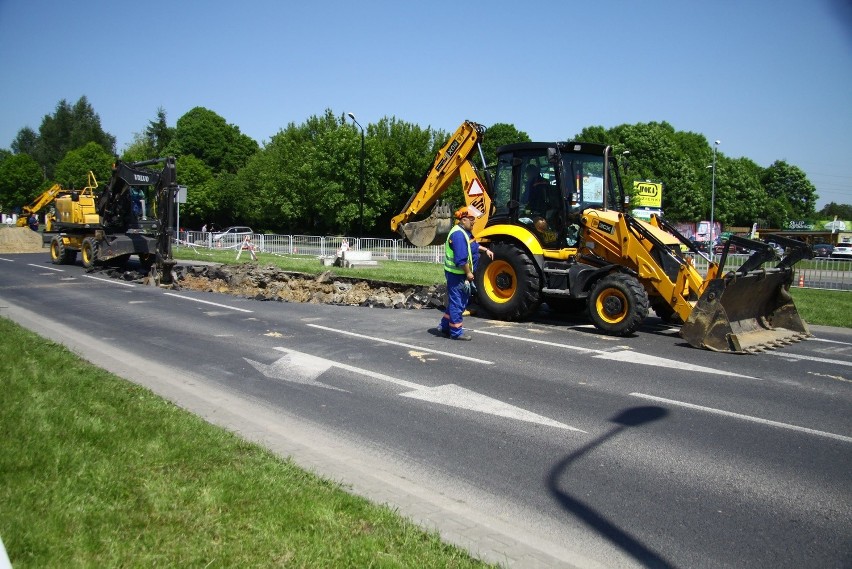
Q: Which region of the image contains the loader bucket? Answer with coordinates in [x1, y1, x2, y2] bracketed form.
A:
[681, 269, 810, 353]
[398, 202, 454, 247]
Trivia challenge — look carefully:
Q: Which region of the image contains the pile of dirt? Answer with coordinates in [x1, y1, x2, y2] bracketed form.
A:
[0, 226, 45, 253]
[94, 262, 448, 310]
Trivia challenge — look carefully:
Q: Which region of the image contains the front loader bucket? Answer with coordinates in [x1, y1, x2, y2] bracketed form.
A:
[681, 269, 810, 353]
[399, 202, 453, 247]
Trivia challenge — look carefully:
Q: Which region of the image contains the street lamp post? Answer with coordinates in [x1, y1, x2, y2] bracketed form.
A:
[347, 112, 365, 236]
[710, 140, 720, 253]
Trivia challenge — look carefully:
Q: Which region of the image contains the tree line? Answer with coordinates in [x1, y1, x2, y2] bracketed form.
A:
[1, 96, 849, 236]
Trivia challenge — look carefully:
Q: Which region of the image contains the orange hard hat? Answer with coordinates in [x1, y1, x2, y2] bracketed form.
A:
[455, 205, 482, 220]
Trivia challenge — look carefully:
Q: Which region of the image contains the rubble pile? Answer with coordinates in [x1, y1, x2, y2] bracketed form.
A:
[96, 262, 448, 310]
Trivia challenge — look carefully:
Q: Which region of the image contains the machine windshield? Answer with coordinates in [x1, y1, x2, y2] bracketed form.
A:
[561, 152, 618, 214]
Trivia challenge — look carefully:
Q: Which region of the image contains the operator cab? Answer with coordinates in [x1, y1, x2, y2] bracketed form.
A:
[487, 142, 624, 248]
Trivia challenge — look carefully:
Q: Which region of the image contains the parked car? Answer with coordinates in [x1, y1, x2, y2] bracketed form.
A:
[713, 241, 750, 255]
[830, 243, 852, 259]
[812, 243, 834, 257]
[212, 226, 254, 246]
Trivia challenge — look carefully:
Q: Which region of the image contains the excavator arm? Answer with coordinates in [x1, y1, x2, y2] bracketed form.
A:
[391, 120, 491, 246]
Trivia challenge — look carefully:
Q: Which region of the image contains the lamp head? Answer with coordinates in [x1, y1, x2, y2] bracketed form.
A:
[347, 112, 356, 121]
[714, 140, 721, 146]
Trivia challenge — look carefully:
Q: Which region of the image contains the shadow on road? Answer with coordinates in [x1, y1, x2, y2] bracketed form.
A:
[547, 405, 676, 569]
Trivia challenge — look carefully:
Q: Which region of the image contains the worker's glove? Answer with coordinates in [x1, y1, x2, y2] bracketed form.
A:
[462, 281, 471, 295]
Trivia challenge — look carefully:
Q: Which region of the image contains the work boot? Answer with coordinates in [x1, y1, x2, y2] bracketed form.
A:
[452, 335, 472, 341]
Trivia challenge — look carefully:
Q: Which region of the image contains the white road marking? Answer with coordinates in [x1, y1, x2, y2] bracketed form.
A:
[599, 350, 756, 378]
[0, 257, 14, 262]
[765, 351, 852, 367]
[475, 329, 753, 378]
[307, 323, 493, 364]
[811, 337, 852, 345]
[630, 392, 852, 443]
[247, 347, 584, 431]
[84, 275, 135, 287]
[163, 292, 254, 313]
[29, 264, 62, 272]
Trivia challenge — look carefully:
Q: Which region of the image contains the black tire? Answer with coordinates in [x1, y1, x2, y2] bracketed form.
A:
[587, 273, 649, 336]
[475, 241, 541, 321]
[50, 236, 65, 265]
[81, 237, 99, 268]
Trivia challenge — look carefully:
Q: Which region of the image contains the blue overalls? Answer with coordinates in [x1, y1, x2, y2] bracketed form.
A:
[439, 224, 472, 339]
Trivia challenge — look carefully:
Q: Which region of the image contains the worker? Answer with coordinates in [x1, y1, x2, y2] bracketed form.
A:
[437, 206, 479, 341]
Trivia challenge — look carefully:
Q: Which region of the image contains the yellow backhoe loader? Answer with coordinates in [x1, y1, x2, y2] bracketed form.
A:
[391, 121, 811, 353]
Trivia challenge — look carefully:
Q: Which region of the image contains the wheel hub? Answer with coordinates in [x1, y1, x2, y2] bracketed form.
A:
[603, 295, 624, 317]
[495, 271, 513, 291]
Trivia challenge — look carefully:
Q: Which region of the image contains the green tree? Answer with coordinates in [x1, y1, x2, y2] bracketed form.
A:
[0, 153, 44, 212]
[761, 160, 818, 219]
[819, 202, 852, 219]
[481, 123, 531, 166]
[120, 132, 156, 164]
[53, 142, 114, 189]
[11, 127, 38, 157]
[146, 107, 174, 156]
[175, 154, 216, 229]
[27, 97, 115, 178]
[370, 117, 445, 236]
[166, 107, 258, 175]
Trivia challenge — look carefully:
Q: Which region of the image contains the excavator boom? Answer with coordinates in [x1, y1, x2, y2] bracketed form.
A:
[391, 121, 490, 246]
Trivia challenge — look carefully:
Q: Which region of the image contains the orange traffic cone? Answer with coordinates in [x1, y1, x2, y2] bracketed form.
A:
[798, 272, 804, 288]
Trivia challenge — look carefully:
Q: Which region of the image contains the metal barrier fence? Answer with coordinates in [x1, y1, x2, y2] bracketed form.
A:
[178, 231, 851, 292]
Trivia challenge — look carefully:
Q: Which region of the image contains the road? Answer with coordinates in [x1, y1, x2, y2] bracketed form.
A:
[1, 253, 850, 568]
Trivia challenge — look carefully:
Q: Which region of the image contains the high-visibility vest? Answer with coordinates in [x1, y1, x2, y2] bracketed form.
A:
[444, 224, 472, 274]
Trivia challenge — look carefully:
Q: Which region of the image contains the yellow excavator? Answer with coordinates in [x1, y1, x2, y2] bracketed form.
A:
[391, 121, 811, 353]
[16, 183, 68, 231]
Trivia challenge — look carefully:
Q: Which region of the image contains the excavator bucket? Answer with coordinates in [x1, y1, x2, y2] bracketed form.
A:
[398, 202, 454, 247]
[681, 266, 810, 353]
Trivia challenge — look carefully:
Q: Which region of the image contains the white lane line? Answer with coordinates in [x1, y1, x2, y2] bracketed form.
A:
[84, 275, 135, 287]
[630, 392, 852, 443]
[0, 257, 14, 262]
[475, 329, 753, 378]
[474, 329, 601, 354]
[811, 337, 852, 345]
[29, 264, 63, 272]
[764, 351, 852, 367]
[307, 323, 493, 364]
[163, 292, 254, 313]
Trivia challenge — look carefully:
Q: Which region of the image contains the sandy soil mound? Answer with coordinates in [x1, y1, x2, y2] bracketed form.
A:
[0, 226, 46, 253]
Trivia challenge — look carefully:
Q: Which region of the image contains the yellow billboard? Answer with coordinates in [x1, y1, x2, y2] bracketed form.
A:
[633, 181, 663, 208]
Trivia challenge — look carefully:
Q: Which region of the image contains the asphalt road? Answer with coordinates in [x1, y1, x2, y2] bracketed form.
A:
[1, 252, 850, 569]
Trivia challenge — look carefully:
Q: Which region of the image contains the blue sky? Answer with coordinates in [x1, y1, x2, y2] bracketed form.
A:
[1, 0, 850, 210]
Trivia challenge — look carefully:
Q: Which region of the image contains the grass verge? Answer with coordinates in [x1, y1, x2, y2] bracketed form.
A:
[0, 317, 493, 568]
[174, 246, 851, 329]
[788, 287, 851, 328]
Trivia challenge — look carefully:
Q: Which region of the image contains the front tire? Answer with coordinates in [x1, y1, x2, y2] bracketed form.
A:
[475, 241, 541, 320]
[81, 237, 99, 268]
[588, 273, 648, 336]
[50, 236, 76, 265]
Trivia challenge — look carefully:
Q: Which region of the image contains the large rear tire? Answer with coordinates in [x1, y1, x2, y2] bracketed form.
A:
[588, 273, 649, 336]
[475, 241, 541, 320]
[81, 237, 99, 268]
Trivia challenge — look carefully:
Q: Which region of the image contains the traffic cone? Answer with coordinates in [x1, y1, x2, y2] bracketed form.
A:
[798, 272, 804, 288]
